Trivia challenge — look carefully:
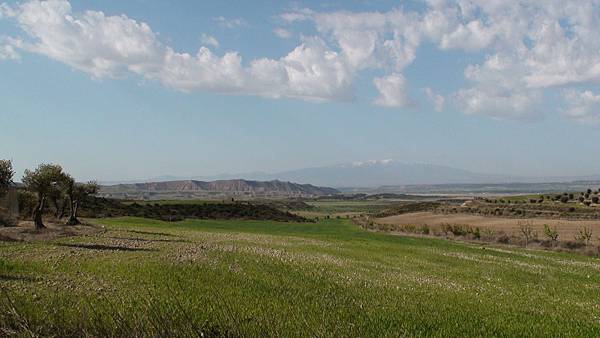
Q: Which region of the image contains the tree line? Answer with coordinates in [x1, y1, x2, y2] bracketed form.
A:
[0, 160, 98, 229]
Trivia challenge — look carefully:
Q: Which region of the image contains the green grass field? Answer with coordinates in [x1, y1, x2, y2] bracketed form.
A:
[1, 217, 600, 336]
[306, 200, 395, 214]
[121, 199, 229, 205]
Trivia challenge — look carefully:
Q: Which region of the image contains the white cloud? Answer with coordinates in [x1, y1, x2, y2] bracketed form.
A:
[200, 33, 219, 48]
[213, 16, 245, 29]
[11, 0, 163, 78]
[273, 28, 292, 39]
[1, 0, 352, 101]
[456, 54, 542, 120]
[280, 8, 314, 23]
[0, 3, 15, 18]
[373, 73, 410, 108]
[249, 37, 353, 101]
[311, 9, 421, 72]
[3, 0, 600, 121]
[421, 0, 600, 120]
[424, 88, 444, 112]
[0, 44, 18, 60]
[563, 90, 600, 124]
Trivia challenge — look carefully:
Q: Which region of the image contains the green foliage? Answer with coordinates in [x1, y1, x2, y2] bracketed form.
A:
[0, 159, 14, 197]
[575, 226, 593, 245]
[78, 196, 308, 222]
[22, 164, 68, 197]
[543, 224, 559, 243]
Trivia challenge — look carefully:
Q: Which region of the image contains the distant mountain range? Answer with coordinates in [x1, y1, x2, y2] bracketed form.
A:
[98, 179, 339, 200]
[101, 160, 600, 189]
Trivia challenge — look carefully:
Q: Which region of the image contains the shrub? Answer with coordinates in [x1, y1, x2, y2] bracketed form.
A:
[543, 224, 559, 244]
[0, 213, 16, 227]
[441, 223, 451, 236]
[453, 225, 469, 236]
[579, 196, 585, 202]
[592, 196, 599, 204]
[569, 193, 574, 200]
[560, 196, 569, 203]
[561, 241, 586, 250]
[497, 233, 511, 244]
[480, 229, 496, 241]
[402, 224, 417, 233]
[471, 227, 481, 240]
[575, 226, 593, 245]
[584, 201, 591, 206]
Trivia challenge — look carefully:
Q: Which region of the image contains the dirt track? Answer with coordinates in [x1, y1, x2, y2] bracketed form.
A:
[377, 212, 600, 244]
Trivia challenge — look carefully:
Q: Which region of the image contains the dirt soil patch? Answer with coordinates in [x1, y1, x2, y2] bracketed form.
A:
[0, 220, 105, 242]
[377, 212, 600, 244]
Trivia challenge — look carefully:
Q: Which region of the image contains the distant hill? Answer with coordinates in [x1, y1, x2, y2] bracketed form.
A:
[98, 179, 338, 200]
[254, 160, 515, 187]
[101, 160, 600, 189]
[182, 160, 517, 187]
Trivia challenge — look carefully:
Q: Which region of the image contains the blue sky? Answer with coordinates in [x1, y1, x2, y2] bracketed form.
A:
[1, 0, 600, 182]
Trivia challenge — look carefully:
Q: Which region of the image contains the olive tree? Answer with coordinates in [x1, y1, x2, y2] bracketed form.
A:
[0, 159, 14, 197]
[22, 164, 68, 229]
[65, 178, 98, 225]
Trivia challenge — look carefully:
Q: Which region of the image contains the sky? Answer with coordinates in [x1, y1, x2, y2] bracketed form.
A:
[1, 0, 600, 182]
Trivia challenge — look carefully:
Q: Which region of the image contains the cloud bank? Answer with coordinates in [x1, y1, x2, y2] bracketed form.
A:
[2, 0, 600, 122]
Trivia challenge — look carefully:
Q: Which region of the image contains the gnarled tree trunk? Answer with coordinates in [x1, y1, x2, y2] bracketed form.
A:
[34, 195, 46, 229]
[58, 198, 67, 220]
[67, 199, 80, 225]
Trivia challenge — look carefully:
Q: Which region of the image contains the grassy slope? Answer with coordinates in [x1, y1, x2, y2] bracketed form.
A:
[1, 217, 600, 336]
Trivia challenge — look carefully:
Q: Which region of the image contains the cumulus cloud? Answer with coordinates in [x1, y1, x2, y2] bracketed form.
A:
[424, 88, 444, 112]
[563, 90, 600, 124]
[416, 0, 600, 120]
[0, 0, 352, 101]
[310, 9, 421, 72]
[0, 3, 15, 18]
[0, 44, 18, 60]
[2, 0, 600, 120]
[455, 53, 543, 120]
[373, 73, 409, 108]
[200, 33, 219, 48]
